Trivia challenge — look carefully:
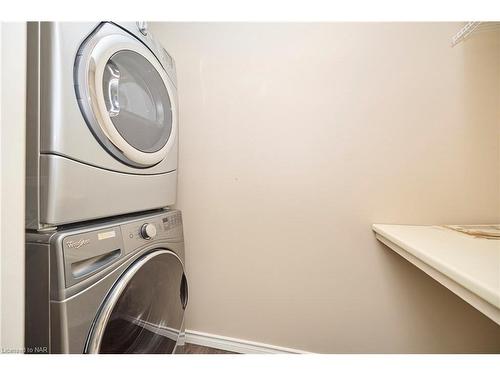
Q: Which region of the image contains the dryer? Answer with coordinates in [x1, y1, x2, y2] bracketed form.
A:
[26, 22, 179, 230]
[25, 209, 188, 354]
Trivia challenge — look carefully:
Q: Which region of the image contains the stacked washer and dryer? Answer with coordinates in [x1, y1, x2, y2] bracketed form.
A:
[25, 22, 188, 354]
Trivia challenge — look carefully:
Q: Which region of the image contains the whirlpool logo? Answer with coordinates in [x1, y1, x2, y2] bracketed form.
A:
[66, 238, 91, 249]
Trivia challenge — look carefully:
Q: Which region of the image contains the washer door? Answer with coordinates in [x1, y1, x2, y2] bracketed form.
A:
[85, 250, 188, 354]
[76, 30, 177, 167]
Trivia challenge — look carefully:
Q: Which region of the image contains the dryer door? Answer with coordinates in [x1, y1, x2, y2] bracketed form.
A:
[76, 29, 177, 167]
[84, 250, 188, 354]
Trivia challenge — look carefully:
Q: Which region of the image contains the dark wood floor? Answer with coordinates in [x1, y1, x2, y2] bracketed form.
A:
[180, 343, 236, 354]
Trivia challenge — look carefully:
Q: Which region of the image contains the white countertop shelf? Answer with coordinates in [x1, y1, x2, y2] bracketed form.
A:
[372, 224, 500, 325]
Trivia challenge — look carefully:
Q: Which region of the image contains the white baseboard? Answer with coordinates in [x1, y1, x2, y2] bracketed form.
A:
[185, 330, 312, 354]
[116, 314, 311, 354]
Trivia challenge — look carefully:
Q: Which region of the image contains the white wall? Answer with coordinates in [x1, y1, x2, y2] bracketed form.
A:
[0, 22, 26, 353]
[151, 23, 500, 353]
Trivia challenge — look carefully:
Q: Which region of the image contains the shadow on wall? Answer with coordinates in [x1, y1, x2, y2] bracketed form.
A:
[462, 29, 500, 223]
[375, 239, 500, 353]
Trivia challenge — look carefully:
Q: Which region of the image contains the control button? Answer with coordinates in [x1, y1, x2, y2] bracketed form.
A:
[140, 223, 157, 240]
[137, 21, 148, 36]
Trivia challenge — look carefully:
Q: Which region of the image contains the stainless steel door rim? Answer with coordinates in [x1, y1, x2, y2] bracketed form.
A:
[84, 249, 186, 353]
[77, 32, 178, 167]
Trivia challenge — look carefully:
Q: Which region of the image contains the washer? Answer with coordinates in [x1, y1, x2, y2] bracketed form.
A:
[26, 22, 179, 230]
[25, 209, 188, 354]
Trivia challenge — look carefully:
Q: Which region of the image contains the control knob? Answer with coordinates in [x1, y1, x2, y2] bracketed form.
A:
[140, 223, 157, 240]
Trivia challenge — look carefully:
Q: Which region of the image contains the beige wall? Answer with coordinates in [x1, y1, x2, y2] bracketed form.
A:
[150, 23, 500, 353]
[0, 22, 26, 352]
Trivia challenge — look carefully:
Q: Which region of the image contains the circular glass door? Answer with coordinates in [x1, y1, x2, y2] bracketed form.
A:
[102, 51, 172, 153]
[85, 250, 188, 354]
[76, 31, 178, 167]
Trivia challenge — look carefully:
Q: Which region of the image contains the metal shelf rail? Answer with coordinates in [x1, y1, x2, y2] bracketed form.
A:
[451, 21, 500, 47]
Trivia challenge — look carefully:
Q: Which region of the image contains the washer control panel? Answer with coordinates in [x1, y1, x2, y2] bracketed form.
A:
[121, 210, 182, 255]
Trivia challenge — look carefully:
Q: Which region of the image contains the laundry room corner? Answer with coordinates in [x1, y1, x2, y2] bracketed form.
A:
[149, 22, 500, 354]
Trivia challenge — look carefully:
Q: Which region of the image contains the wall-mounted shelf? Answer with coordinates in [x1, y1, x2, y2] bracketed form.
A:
[451, 21, 500, 47]
[373, 224, 500, 325]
